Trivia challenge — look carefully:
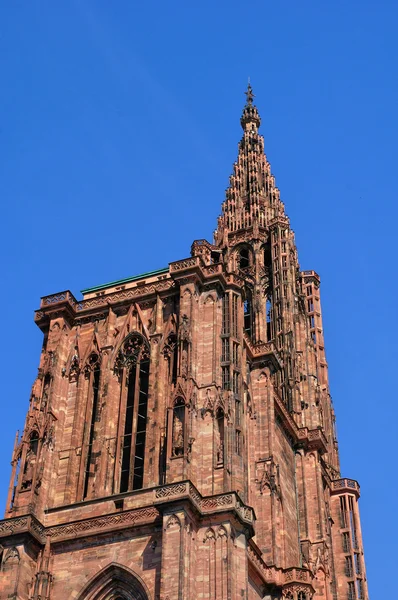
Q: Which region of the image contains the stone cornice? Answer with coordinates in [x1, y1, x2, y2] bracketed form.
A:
[35, 280, 177, 330]
[35, 259, 251, 330]
[243, 333, 283, 370]
[247, 541, 315, 594]
[0, 481, 255, 545]
[273, 390, 328, 455]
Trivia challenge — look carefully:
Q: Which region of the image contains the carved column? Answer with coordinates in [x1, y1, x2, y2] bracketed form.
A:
[159, 510, 185, 600]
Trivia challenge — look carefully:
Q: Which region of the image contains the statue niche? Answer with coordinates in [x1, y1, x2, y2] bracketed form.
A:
[171, 397, 186, 457]
[21, 430, 39, 490]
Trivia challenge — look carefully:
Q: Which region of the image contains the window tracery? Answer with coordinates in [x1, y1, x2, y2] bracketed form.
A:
[83, 352, 101, 499]
[115, 333, 150, 493]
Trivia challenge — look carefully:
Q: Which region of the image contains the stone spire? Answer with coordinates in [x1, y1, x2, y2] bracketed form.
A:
[214, 85, 287, 246]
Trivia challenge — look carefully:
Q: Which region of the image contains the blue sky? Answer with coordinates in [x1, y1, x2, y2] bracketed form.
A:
[1, 2, 397, 596]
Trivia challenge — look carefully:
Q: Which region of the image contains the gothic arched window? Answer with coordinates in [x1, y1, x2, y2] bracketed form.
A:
[298, 593, 307, 600]
[115, 333, 150, 493]
[243, 290, 253, 338]
[171, 397, 186, 457]
[83, 353, 101, 499]
[29, 430, 39, 455]
[76, 564, 150, 600]
[266, 296, 273, 340]
[239, 247, 250, 270]
[215, 407, 225, 467]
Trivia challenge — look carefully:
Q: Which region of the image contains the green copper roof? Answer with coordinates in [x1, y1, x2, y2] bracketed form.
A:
[81, 267, 169, 294]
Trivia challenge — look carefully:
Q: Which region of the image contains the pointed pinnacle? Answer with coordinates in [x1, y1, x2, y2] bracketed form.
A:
[245, 82, 255, 105]
[241, 83, 260, 130]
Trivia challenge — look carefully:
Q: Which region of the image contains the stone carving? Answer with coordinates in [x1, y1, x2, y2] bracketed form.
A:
[201, 494, 233, 510]
[202, 388, 215, 416]
[178, 314, 191, 343]
[155, 483, 187, 499]
[114, 333, 149, 374]
[21, 449, 36, 490]
[256, 457, 280, 497]
[170, 257, 198, 271]
[69, 350, 80, 380]
[165, 514, 181, 530]
[162, 333, 177, 359]
[47, 507, 159, 540]
[203, 527, 216, 542]
[172, 399, 185, 457]
[4, 546, 20, 563]
[0, 517, 29, 538]
[188, 483, 201, 507]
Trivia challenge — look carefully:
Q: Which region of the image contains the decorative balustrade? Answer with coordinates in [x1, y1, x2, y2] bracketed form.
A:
[38, 278, 175, 319]
[243, 334, 283, 369]
[154, 481, 255, 525]
[38, 257, 254, 324]
[0, 480, 255, 545]
[202, 263, 223, 277]
[283, 567, 310, 583]
[247, 543, 280, 585]
[0, 515, 45, 544]
[169, 256, 200, 271]
[41, 290, 79, 309]
[331, 478, 360, 497]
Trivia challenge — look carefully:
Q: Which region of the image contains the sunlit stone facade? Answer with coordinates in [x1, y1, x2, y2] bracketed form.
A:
[0, 87, 368, 600]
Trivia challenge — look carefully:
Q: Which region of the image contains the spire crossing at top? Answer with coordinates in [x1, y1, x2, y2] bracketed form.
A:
[240, 82, 261, 130]
[245, 82, 255, 105]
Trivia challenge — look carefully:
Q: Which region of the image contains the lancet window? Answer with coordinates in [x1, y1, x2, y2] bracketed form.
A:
[243, 291, 253, 338]
[83, 352, 101, 499]
[239, 247, 250, 269]
[266, 296, 273, 340]
[115, 333, 150, 493]
[215, 407, 225, 467]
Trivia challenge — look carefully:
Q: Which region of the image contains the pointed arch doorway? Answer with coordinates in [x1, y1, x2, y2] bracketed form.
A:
[77, 564, 151, 600]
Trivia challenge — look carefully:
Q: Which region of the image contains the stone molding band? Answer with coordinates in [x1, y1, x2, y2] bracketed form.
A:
[0, 481, 255, 546]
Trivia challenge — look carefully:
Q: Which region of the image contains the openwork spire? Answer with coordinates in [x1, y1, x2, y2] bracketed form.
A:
[214, 85, 286, 245]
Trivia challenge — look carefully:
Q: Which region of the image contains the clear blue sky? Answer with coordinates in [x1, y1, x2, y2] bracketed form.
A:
[1, 2, 396, 597]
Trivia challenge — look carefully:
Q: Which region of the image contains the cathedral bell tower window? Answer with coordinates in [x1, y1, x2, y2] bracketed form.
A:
[83, 353, 101, 499]
[239, 247, 250, 269]
[243, 291, 253, 338]
[115, 333, 150, 493]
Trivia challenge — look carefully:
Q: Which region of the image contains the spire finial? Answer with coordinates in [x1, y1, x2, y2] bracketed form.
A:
[241, 81, 260, 130]
[245, 81, 254, 105]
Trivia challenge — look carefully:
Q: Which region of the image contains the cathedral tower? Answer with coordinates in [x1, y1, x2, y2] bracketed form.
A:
[0, 87, 368, 600]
